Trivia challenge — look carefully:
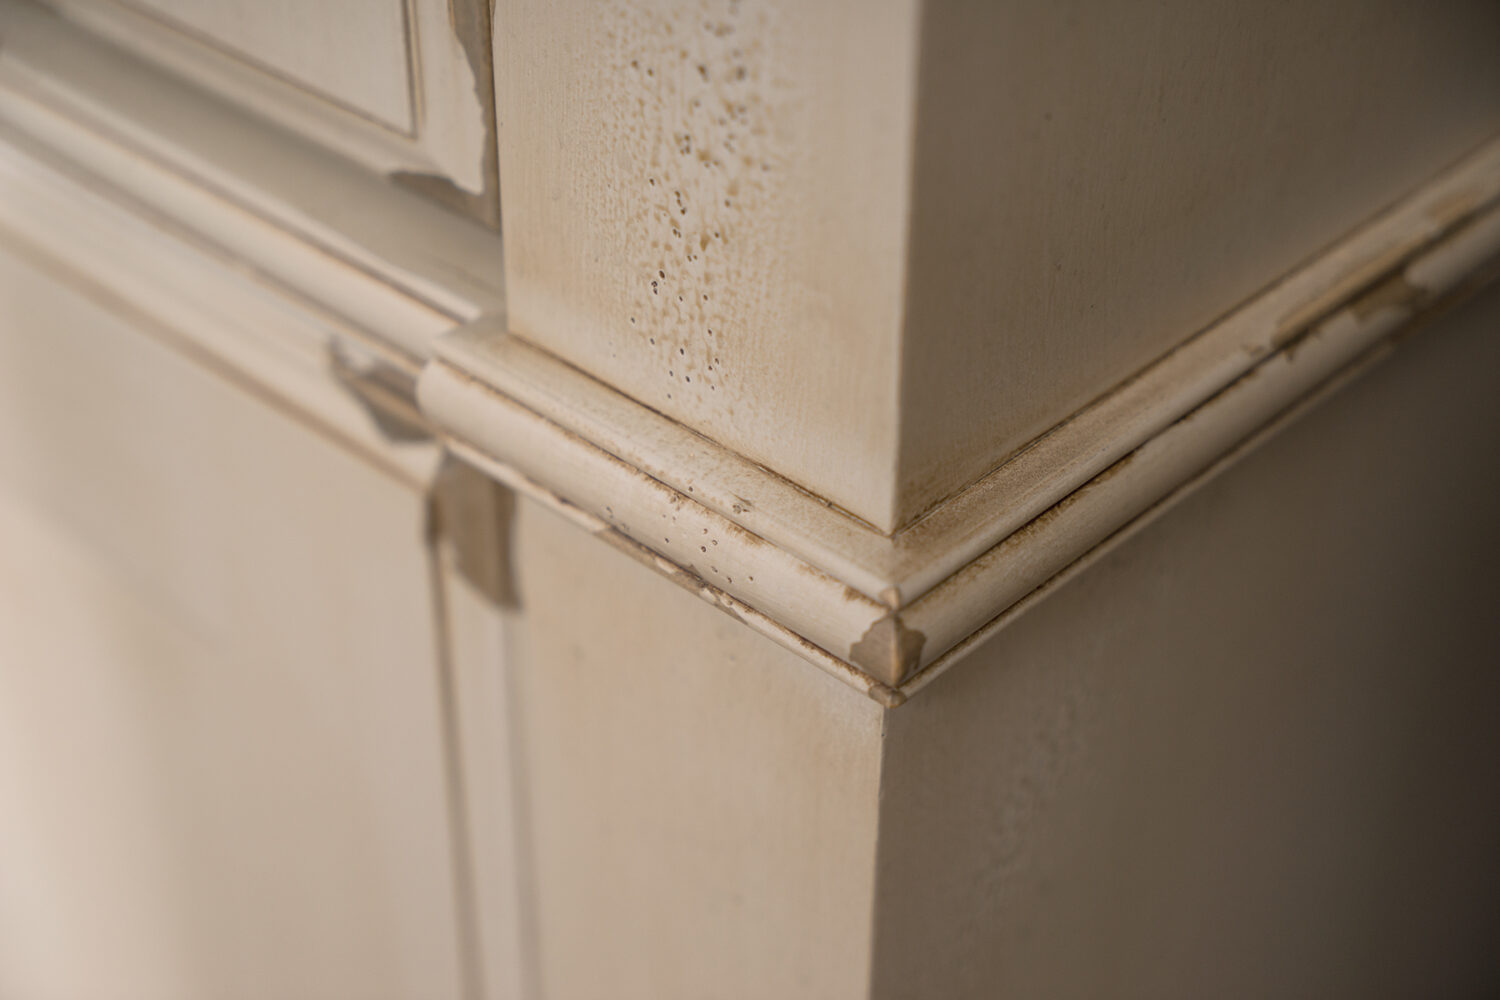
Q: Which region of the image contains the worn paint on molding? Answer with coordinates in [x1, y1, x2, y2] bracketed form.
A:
[422, 175, 1500, 706]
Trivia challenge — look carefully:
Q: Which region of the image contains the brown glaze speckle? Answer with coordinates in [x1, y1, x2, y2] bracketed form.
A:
[605, 0, 792, 406]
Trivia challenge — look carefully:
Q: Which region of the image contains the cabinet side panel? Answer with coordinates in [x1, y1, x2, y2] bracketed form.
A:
[897, 0, 1500, 522]
[509, 497, 885, 999]
[875, 282, 1500, 997]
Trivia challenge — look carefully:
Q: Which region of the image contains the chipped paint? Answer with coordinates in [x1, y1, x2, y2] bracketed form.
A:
[589, 520, 904, 705]
[1275, 264, 1434, 360]
[1275, 189, 1500, 357]
[1347, 269, 1431, 323]
[446, 0, 501, 221]
[1272, 242, 1412, 349]
[849, 613, 926, 688]
[426, 195, 1500, 704]
[1008, 452, 1137, 543]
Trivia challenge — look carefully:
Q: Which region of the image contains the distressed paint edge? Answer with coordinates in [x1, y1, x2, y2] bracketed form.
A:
[895, 341, 1403, 703]
[390, 0, 502, 226]
[416, 360, 907, 682]
[430, 322, 903, 598]
[38, 0, 502, 224]
[433, 431, 905, 708]
[430, 137, 1500, 613]
[419, 202, 1500, 701]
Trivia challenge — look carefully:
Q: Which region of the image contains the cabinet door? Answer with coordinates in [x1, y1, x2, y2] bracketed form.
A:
[0, 245, 466, 1000]
[39, 0, 498, 222]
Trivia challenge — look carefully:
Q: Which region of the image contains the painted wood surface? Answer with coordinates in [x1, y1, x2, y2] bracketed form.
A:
[894, 0, 1500, 524]
[99, 0, 412, 131]
[0, 246, 466, 999]
[423, 140, 1500, 697]
[504, 495, 885, 1000]
[0, 0, 505, 351]
[495, 0, 919, 528]
[872, 278, 1500, 998]
[42, 0, 500, 222]
[12, 0, 1500, 702]
[495, 0, 1500, 530]
[2, 3, 1499, 995]
[422, 276, 1500, 998]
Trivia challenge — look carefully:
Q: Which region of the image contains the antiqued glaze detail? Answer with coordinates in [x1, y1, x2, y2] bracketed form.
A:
[498, 0, 915, 526]
[600, 0, 796, 413]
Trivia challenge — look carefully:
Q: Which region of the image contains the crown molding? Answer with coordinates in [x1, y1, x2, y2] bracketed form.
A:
[419, 138, 1500, 703]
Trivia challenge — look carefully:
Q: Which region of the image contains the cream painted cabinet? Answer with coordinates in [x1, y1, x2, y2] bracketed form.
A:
[2, 2, 1499, 998]
[0, 245, 468, 997]
[44, 0, 500, 221]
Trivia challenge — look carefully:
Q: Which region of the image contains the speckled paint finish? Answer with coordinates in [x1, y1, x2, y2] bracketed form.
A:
[496, 0, 918, 528]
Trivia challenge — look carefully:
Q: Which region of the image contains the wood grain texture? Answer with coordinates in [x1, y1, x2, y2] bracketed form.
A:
[496, 0, 920, 528]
